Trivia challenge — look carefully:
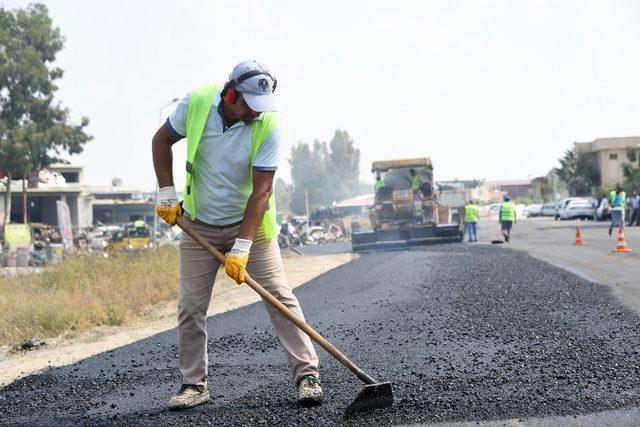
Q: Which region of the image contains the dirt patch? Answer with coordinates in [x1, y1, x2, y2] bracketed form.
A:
[0, 252, 357, 386]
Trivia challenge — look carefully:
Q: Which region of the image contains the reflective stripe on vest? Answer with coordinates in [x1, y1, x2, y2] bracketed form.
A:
[465, 204, 478, 222]
[501, 202, 516, 221]
[182, 85, 281, 240]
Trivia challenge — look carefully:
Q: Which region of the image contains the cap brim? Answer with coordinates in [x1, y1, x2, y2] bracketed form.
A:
[243, 93, 278, 112]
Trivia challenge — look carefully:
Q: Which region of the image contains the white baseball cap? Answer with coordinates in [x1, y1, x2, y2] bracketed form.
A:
[229, 60, 278, 112]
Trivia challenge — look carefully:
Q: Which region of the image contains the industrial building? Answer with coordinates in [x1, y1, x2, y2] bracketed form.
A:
[0, 164, 154, 228]
[574, 136, 640, 187]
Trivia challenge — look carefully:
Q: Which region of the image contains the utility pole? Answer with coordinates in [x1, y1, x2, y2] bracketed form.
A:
[22, 175, 27, 224]
[305, 189, 310, 228]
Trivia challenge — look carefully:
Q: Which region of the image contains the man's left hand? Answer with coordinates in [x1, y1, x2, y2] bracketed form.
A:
[225, 238, 252, 284]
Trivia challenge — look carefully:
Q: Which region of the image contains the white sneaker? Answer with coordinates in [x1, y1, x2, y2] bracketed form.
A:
[168, 384, 210, 411]
[297, 375, 323, 406]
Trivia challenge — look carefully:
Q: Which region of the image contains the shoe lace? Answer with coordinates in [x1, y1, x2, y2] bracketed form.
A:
[301, 376, 320, 388]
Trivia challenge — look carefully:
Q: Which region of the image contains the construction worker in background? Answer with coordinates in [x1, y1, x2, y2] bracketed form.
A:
[374, 171, 386, 193]
[464, 200, 479, 242]
[408, 168, 421, 194]
[629, 191, 640, 226]
[499, 195, 516, 242]
[609, 185, 626, 235]
[152, 60, 321, 411]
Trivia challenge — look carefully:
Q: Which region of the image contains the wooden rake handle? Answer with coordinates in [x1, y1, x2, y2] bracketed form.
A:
[176, 217, 378, 385]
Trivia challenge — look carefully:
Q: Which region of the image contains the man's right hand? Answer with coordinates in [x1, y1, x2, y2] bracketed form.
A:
[156, 186, 182, 225]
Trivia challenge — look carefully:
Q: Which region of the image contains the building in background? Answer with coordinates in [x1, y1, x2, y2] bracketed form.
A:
[0, 165, 155, 228]
[333, 194, 374, 217]
[0, 164, 92, 227]
[436, 180, 490, 205]
[574, 136, 640, 187]
[90, 184, 155, 225]
[530, 176, 546, 202]
[484, 180, 532, 200]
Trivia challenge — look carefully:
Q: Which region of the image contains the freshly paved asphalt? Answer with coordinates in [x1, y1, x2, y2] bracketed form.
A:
[3, 243, 640, 426]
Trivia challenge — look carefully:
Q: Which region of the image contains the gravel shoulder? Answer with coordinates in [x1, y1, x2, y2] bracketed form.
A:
[0, 252, 357, 387]
[3, 244, 640, 426]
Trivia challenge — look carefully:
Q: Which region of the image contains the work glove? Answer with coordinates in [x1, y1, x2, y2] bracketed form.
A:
[225, 238, 252, 285]
[156, 186, 182, 225]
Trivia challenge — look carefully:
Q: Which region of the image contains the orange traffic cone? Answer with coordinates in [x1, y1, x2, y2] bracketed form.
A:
[573, 226, 586, 245]
[613, 227, 632, 253]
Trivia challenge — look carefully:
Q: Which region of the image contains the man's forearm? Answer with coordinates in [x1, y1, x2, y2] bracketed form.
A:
[153, 140, 174, 187]
[152, 123, 180, 188]
[238, 191, 271, 241]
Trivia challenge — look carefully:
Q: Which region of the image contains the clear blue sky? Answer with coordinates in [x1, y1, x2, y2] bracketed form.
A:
[3, 0, 639, 189]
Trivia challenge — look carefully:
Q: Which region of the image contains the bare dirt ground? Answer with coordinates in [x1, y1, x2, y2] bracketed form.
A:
[0, 251, 357, 386]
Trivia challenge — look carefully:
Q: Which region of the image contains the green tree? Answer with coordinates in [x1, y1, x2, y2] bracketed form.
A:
[274, 177, 292, 214]
[325, 130, 361, 202]
[621, 147, 640, 191]
[288, 130, 364, 214]
[556, 148, 599, 196]
[0, 3, 91, 226]
[289, 140, 327, 214]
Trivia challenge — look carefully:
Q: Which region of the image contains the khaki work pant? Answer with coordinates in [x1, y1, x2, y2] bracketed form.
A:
[178, 219, 319, 389]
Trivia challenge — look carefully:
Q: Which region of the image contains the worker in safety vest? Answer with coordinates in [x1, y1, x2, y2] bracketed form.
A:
[499, 195, 516, 242]
[408, 169, 421, 193]
[374, 172, 386, 191]
[153, 60, 321, 410]
[464, 200, 479, 242]
[609, 184, 626, 236]
[374, 171, 386, 196]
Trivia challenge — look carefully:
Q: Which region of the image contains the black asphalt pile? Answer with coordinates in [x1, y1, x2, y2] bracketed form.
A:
[3, 245, 640, 426]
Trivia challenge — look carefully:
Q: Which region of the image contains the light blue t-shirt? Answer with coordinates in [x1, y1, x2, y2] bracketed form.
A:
[168, 89, 281, 226]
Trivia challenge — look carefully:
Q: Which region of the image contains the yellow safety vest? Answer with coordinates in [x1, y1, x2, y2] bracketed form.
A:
[610, 190, 626, 209]
[411, 175, 421, 190]
[465, 204, 478, 222]
[183, 85, 280, 240]
[500, 202, 516, 221]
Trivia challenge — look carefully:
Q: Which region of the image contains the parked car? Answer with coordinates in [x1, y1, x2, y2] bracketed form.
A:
[555, 198, 584, 220]
[541, 202, 558, 217]
[595, 199, 611, 221]
[488, 203, 501, 219]
[561, 200, 595, 220]
[524, 204, 543, 217]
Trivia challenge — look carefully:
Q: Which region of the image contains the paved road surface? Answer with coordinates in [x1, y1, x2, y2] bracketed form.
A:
[484, 217, 640, 312]
[4, 243, 640, 425]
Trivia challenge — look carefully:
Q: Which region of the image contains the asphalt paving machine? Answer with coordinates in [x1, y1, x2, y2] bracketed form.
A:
[351, 158, 464, 252]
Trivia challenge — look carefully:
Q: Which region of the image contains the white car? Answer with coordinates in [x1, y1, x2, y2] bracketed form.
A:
[555, 198, 585, 220]
[595, 199, 611, 221]
[524, 204, 543, 217]
[561, 200, 595, 220]
[160, 230, 182, 248]
[541, 203, 558, 217]
[488, 204, 501, 220]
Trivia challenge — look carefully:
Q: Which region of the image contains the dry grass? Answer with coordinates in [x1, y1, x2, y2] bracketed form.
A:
[0, 247, 179, 347]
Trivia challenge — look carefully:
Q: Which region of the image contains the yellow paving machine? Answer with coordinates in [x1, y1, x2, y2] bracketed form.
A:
[351, 158, 463, 252]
